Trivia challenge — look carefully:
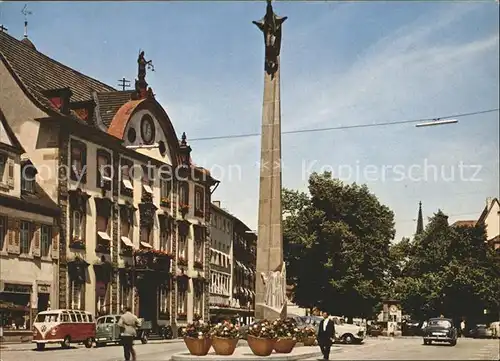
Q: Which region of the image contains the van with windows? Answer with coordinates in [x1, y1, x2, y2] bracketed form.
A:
[32, 309, 96, 350]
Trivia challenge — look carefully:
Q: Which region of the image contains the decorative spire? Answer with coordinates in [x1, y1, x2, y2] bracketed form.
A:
[178, 132, 192, 166]
[253, 0, 287, 77]
[416, 201, 424, 235]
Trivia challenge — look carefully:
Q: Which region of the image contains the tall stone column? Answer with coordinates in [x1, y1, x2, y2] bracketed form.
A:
[253, 0, 288, 321]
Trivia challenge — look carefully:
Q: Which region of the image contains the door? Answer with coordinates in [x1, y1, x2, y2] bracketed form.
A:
[138, 282, 157, 324]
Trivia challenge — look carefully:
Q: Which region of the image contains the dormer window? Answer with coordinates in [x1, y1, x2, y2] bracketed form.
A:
[21, 160, 37, 193]
[96, 149, 112, 190]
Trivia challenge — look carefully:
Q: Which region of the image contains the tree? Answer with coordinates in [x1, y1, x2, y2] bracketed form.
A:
[282, 172, 396, 319]
[393, 211, 500, 322]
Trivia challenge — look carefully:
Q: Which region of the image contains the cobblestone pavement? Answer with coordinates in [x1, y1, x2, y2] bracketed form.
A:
[0, 337, 498, 361]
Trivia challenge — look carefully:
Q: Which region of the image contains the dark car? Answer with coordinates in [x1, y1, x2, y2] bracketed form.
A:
[470, 324, 493, 339]
[402, 320, 423, 336]
[423, 318, 457, 346]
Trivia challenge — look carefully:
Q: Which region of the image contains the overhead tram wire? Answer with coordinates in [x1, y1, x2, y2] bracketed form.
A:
[189, 108, 500, 142]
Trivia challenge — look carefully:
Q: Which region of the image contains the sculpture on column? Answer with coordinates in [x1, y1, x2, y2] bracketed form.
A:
[252, 0, 287, 76]
[260, 262, 287, 314]
[135, 50, 154, 98]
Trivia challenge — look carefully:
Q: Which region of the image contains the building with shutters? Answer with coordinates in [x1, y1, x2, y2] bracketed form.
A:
[0, 30, 218, 335]
[0, 109, 60, 338]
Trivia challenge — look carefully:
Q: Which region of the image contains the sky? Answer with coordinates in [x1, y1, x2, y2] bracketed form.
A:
[1, 1, 499, 241]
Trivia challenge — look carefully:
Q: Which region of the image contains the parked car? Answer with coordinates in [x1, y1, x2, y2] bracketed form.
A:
[470, 324, 493, 339]
[331, 316, 365, 344]
[402, 320, 423, 336]
[422, 318, 457, 346]
[95, 314, 151, 347]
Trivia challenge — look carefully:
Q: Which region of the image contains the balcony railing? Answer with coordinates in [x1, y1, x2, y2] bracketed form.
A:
[134, 249, 173, 271]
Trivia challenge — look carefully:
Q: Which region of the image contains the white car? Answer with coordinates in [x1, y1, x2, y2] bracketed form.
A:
[331, 316, 365, 344]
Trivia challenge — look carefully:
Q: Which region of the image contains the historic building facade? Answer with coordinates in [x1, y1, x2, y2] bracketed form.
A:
[0, 109, 60, 338]
[232, 217, 256, 325]
[0, 31, 217, 332]
[208, 201, 233, 321]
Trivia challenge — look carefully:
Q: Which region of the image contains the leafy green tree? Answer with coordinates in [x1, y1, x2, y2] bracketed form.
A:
[393, 211, 500, 321]
[282, 172, 396, 319]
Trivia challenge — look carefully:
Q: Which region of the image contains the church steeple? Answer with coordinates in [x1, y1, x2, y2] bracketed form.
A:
[416, 201, 424, 235]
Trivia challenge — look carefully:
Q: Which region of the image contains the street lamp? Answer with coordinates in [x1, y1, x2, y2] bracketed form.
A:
[415, 118, 458, 128]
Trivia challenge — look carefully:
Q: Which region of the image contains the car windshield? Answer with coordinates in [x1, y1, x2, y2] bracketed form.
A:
[428, 319, 451, 328]
[36, 313, 59, 322]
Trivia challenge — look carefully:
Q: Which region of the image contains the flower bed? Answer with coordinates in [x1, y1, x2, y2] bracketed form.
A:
[210, 321, 240, 355]
[298, 326, 317, 345]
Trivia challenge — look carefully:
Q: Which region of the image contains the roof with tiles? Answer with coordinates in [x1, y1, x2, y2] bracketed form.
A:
[451, 220, 477, 227]
[95, 90, 135, 128]
[0, 31, 115, 103]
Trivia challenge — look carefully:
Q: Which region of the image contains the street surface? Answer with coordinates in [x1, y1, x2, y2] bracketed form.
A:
[0, 338, 498, 361]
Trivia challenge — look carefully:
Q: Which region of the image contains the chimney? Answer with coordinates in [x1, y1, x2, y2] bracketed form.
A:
[213, 201, 221, 207]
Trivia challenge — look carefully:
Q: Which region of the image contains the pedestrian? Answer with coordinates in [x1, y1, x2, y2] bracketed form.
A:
[460, 319, 466, 338]
[117, 307, 140, 361]
[317, 311, 335, 360]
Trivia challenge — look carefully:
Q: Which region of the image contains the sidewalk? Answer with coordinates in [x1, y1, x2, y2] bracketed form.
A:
[0, 338, 183, 351]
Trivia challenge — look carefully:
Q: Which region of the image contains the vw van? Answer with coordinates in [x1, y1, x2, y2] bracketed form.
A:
[32, 309, 96, 350]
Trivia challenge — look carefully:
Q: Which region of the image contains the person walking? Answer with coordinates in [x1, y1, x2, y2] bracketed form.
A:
[317, 311, 336, 360]
[118, 307, 140, 361]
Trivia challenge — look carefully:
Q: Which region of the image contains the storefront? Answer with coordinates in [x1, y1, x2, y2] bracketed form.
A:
[0, 282, 32, 330]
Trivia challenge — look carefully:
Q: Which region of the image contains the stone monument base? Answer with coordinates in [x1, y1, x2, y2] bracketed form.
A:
[255, 303, 286, 321]
[170, 345, 341, 361]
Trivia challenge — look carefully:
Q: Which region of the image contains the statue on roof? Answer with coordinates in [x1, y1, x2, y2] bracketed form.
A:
[136, 50, 154, 98]
[253, 0, 287, 76]
[137, 50, 154, 81]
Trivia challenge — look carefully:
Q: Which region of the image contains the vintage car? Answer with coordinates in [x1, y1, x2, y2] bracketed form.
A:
[470, 324, 494, 339]
[423, 318, 457, 346]
[331, 316, 365, 344]
[95, 314, 151, 347]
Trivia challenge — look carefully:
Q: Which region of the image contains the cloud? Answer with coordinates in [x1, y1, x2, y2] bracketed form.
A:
[190, 4, 498, 236]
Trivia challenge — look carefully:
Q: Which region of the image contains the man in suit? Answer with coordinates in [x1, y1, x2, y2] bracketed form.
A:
[317, 311, 336, 360]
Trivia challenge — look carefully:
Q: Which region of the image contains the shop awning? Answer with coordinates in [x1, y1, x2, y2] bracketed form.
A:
[143, 184, 153, 194]
[121, 236, 135, 248]
[140, 241, 152, 248]
[97, 231, 111, 241]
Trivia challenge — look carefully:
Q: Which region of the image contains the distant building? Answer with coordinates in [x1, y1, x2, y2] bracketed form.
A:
[477, 197, 500, 250]
[452, 197, 500, 250]
[208, 201, 233, 321]
[232, 217, 256, 325]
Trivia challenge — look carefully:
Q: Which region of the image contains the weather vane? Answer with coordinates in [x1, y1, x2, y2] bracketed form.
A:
[21, 4, 32, 38]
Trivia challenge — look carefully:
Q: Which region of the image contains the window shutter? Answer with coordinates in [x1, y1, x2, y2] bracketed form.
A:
[12, 219, 20, 254]
[32, 223, 41, 257]
[52, 225, 59, 259]
[7, 217, 14, 253]
[7, 158, 14, 187]
[81, 144, 87, 184]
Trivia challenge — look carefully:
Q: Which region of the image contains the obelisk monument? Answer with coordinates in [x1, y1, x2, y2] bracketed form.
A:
[253, 0, 288, 321]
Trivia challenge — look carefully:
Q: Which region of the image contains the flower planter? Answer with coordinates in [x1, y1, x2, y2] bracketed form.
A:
[183, 337, 212, 356]
[247, 335, 275, 357]
[212, 337, 238, 355]
[274, 338, 296, 353]
[303, 337, 316, 346]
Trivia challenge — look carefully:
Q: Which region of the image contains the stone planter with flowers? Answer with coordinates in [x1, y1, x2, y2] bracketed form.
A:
[210, 321, 240, 355]
[273, 317, 299, 353]
[247, 319, 277, 356]
[299, 326, 317, 346]
[180, 319, 212, 356]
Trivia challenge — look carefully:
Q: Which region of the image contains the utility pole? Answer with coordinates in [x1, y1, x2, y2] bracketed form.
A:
[117, 77, 131, 91]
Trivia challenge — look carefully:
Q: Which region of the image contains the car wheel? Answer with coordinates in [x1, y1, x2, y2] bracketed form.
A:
[450, 340, 457, 346]
[36, 343, 45, 351]
[141, 333, 148, 344]
[342, 334, 354, 344]
[84, 337, 93, 348]
[61, 336, 71, 349]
